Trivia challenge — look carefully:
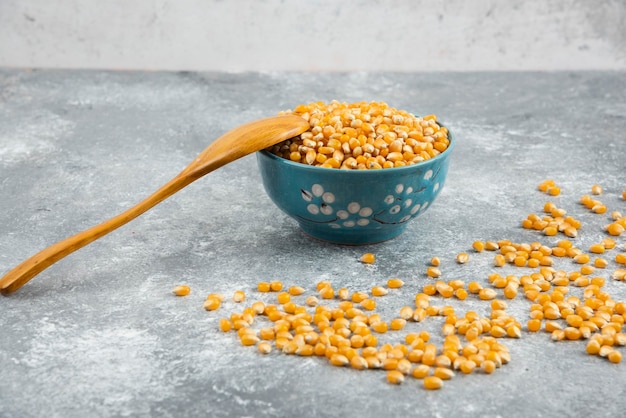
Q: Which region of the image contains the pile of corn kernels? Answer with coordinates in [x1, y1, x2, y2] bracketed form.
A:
[173, 184, 626, 391]
[267, 101, 450, 170]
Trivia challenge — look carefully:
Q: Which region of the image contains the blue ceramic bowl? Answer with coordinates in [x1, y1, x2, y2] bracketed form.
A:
[257, 126, 454, 245]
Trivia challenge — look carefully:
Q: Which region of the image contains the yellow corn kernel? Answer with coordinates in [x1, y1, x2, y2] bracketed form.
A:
[433, 367, 455, 380]
[607, 223, 625, 236]
[472, 241, 485, 252]
[494, 254, 506, 267]
[172, 285, 190, 296]
[456, 252, 470, 264]
[388, 278, 404, 289]
[239, 333, 259, 347]
[485, 241, 499, 251]
[257, 341, 272, 354]
[390, 318, 407, 331]
[350, 355, 368, 370]
[430, 256, 441, 266]
[411, 364, 431, 379]
[478, 288, 497, 300]
[288, 286, 305, 296]
[468, 281, 483, 294]
[527, 319, 542, 332]
[203, 296, 221, 311]
[371, 321, 389, 333]
[218, 318, 232, 332]
[589, 244, 605, 254]
[422, 283, 437, 296]
[232, 290, 245, 303]
[436, 282, 454, 298]
[591, 184, 603, 195]
[257, 282, 271, 292]
[329, 353, 349, 367]
[427, 267, 442, 278]
[586, 338, 601, 355]
[592, 204, 607, 214]
[608, 350, 622, 364]
[386, 370, 405, 384]
[360, 253, 376, 264]
[454, 288, 468, 300]
[351, 291, 368, 303]
[481, 360, 496, 374]
[269, 281, 283, 292]
[574, 254, 590, 264]
[319, 286, 335, 299]
[360, 298, 377, 311]
[423, 376, 444, 390]
[371, 286, 388, 297]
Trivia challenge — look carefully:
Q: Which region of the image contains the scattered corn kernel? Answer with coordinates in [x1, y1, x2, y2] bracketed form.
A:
[172, 285, 191, 296]
[386, 370, 405, 384]
[233, 290, 246, 303]
[387, 278, 404, 289]
[427, 267, 442, 278]
[257, 282, 271, 292]
[204, 296, 221, 311]
[591, 184, 603, 195]
[372, 286, 388, 297]
[423, 376, 444, 390]
[360, 253, 376, 264]
[270, 281, 283, 292]
[456, 252, 470, 264]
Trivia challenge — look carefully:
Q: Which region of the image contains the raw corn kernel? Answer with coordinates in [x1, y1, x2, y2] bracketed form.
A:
[456, 253, 470, 264]
[472, 241, 485, 252]
[271, 101, 450, 170]
[423, 376, 444, 390]
[360, 253, 376, 264]
[387, 278, 404, 289]
[305, 296, 319, 306]
[427, 267, 442, 278]
[277, 292, 291, 304]
[371, 286, 389, 297]
[270, 281, 283, 292]
[257, 282, 271, 292]
[172, 285, 191, 296]
[386, 370, 405, 384]
[319, 286, 335, 299]
[232, 290, 246, 303]
[433, 367, 455, 380]
[478, 288, 497, 300]
[430, 257, 441, 267]
[289, 286, 306, 296]
[591, 184, 603, 195]
[204, 296, 221, 311]
[257, 341, 272, 354]
[219, 318, 232, 332]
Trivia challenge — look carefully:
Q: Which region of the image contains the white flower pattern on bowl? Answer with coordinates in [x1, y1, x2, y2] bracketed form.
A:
[299, 168, 441, 229]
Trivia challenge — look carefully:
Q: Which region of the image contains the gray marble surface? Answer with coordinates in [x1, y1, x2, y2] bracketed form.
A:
[1, 69, 625, 418]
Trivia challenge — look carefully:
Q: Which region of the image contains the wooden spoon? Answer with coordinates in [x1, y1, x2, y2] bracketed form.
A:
[0, 115, 309, 295]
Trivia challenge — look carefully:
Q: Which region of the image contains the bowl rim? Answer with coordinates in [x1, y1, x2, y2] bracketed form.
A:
[259, 121, 455, 174]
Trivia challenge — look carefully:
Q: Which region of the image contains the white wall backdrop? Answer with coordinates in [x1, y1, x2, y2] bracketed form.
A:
[1, 0, 625, 71]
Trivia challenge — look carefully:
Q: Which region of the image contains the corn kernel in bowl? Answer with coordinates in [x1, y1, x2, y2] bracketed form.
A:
[268, 101, 450, 170]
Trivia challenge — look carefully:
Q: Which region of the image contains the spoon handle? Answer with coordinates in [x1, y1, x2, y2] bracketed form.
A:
[0, 115, 308, 295]
[0, 175, 190, 295]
